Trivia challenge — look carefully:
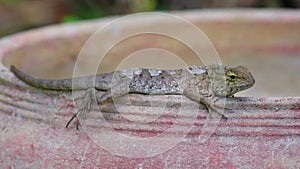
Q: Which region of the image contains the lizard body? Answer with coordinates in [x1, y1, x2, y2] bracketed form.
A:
[10, 64, 255, 129]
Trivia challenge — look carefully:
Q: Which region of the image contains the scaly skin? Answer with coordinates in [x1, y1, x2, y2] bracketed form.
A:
[10, 64, 255, 129]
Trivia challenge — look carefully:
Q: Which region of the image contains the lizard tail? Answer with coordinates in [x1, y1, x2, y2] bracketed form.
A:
[10, 65, 73, 90]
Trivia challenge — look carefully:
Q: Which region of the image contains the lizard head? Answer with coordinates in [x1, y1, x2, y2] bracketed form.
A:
[208, 65, 255, 97]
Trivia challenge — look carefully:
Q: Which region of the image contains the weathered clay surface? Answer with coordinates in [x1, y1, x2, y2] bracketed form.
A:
[1, 70, 300, 168]
[1, 10, 300, 168]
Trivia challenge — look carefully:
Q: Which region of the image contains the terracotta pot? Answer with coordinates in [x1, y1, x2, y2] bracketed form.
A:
[1, 10, 300, 168]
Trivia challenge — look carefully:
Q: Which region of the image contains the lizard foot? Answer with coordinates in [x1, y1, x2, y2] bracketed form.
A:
[200, 97, 231, 120]
[66, 88, 95, 129]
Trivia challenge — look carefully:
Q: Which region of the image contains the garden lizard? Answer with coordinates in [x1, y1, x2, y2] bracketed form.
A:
[10, 64, 255, 129]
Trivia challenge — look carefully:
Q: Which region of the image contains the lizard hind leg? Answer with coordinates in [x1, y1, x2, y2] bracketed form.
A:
[66, 88, 96, 129]
[96, 78, 130, 103]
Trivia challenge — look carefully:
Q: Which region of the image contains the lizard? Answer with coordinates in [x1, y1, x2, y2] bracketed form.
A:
[10, 64, 255, 129]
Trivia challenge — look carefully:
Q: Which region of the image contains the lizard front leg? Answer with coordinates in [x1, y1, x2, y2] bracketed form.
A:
[183, 88, 228, 119]
[183, 87, 230, 144]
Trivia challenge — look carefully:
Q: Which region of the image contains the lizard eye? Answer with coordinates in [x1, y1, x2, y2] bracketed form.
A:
[227, 71, 238, 79]
[229, 74, 236, 79]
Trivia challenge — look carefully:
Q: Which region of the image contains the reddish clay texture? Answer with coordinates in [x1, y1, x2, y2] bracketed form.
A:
[1, 10, 300, 168]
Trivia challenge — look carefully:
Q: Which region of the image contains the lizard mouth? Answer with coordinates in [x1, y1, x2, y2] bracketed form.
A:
[239, 82, 254, 89]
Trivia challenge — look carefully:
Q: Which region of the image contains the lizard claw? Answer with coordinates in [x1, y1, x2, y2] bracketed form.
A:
[65, 112, 77, 129]
[65, 102, 90, 129]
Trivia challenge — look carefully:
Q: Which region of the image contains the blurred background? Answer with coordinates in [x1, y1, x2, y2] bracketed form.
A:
[1, 0, 300, 37]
